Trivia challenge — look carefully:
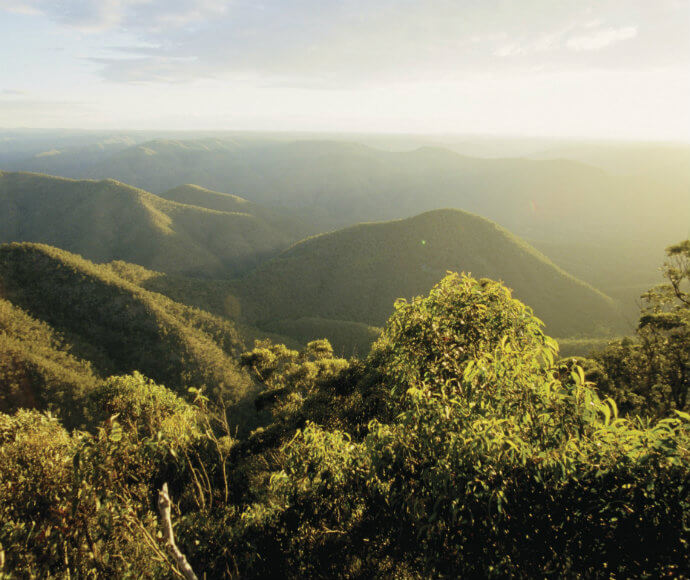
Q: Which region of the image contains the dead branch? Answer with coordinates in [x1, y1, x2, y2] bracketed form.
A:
[157, 483, 199, 580]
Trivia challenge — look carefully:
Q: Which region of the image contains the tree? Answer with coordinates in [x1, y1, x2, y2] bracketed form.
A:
[594, 240, 690, 415]
[226, 273, 690, 577]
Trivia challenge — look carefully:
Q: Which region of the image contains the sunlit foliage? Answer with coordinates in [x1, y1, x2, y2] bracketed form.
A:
[592, 240, 690, 416]
[1, 269, 688, 578]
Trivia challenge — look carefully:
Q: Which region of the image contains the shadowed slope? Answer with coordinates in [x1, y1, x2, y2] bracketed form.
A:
[161, 183, 318, 240]
[0, 243, 250, 403]
[0, 171, 294, 277]
[0, 297, 98, 423]
[235, 209, 625, 338]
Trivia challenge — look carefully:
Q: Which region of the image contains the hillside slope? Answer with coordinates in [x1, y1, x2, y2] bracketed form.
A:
[0, 243, 250, 409]
[162, 183, 259, 213]
[0, 171, 294, 277]
[234, 209, 625, 338]
[160, 183, 317, 240]
[14, 138, 687, 247]
[0, 297, 99, 423]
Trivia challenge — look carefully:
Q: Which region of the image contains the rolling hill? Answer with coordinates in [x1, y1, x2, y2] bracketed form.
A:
[233, 209, 626, 340]
[11, 137, 687, 300]
[0, 171, 296, 277]
[0, 243, 251, 422]
[160, 183, 318, 240]
[13, 138, 687, 246]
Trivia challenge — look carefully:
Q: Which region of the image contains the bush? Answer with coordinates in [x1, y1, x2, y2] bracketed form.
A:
[223, 274, 690, 577]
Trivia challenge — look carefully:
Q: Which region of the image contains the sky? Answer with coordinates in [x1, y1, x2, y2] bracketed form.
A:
[0, 0, 688, 139]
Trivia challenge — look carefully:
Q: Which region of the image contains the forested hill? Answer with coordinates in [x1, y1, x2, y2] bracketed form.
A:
[162, 183, 259, 213]
[12, 138, 687, 248]
[0, 243, 250, 424]
[0, 171, 296, 277]
[234, 209, 625, 338]
[160, 183, 318, 240]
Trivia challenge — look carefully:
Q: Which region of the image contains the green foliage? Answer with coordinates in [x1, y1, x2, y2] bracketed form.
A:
[87, 372, 200, 446]
[2, 272, 689, 578]
[259, 317, 382, 357]
[0, 242, 250, 403]
[593, 240, 690, 416]
[0, 409, 176, 578]
[371, 273, 555, 395]
[223, 274, 689, 577]
[240, 338, 350, 421]
[555, 336, 617, 358]
[0, 298, 98, 426]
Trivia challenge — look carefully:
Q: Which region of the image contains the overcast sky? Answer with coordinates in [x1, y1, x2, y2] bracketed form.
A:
[0, 0, 688, 139]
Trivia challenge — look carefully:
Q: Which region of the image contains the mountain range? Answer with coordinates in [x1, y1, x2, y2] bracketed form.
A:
[0, 171, 301, 277]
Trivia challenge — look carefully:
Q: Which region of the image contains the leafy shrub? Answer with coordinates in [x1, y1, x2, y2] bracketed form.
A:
[222, 273, 690, 577]
[2, 272, 689, 578]
[592, 240, 690, 417]
[87, 371, 200, 446]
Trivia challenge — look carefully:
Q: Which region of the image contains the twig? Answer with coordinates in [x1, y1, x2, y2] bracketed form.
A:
[158, 483, 199, 580]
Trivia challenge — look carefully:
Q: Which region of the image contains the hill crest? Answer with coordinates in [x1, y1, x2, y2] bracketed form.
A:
[234, 208, 624, 338]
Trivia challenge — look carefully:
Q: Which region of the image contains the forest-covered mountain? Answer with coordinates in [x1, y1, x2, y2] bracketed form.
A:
[0, 243, 251, 424]
[12, 138, 687, 247]
[233, 209, 625, 340]
[159, 183, 318, 240]
[11, 135, 686, 312]
[0, 131, 688, 578]
[0, 171, 301, 277]
[3, 0, 690, 568]
[0, 170, 629, 346]
[2, 263, 687, 578]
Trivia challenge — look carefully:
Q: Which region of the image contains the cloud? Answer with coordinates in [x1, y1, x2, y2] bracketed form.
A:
[2, 0, 688, 86]
[1, 88, 28, 95]
[0, 0, 228, 31]
[566, 26, 638, 51]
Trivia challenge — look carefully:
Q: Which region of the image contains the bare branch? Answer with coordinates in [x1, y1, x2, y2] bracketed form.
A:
[157, 483, 199, 580]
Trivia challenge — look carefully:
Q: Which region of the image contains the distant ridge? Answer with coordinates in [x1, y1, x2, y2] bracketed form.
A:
[160, 183, 316, 240]
[0, 171, 295, 276]
[234, 208, 625, 338]
[162, 184, 256, 213]
[13, 137, 687, 247]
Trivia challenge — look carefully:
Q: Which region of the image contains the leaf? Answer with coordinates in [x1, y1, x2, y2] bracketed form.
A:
[108, 425, 123, 442]
[601, 404, 611, 426]
[673, 409, 690, 421]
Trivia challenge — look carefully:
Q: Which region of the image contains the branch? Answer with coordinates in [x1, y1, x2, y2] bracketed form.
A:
[157, 483, 199, 580]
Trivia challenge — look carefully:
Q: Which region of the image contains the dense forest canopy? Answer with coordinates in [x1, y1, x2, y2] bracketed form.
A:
[0, 130, 688, 578]
[2, 0, 689, 571]
[0, 262, 688, 577]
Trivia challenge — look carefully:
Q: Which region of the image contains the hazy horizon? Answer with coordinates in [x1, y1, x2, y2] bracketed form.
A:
[1, 0, 689, 140]
[1, 127, 690, 143]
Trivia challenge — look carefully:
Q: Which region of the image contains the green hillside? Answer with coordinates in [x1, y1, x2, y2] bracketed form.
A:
[12, 138, 687, 297]
[234, 209, 626, 338]
[0, 297, 98, 423]
[15, 138, 687, 247]
[0, 171, 294, 277]
[0, 243, 250, 408]
[162, 183, 258, 213]
[160, 183, 318, 240]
